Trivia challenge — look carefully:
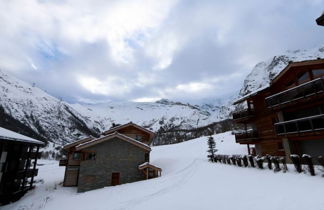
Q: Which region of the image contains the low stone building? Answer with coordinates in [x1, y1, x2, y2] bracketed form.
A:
[60, 122, 162, 192]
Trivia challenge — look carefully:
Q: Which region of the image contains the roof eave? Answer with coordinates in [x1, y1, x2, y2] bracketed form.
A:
[0, 136, 44, 145]
[75, 132, 151, 152]
[102, 122, 155, 136]
[316, 14, 324, 26]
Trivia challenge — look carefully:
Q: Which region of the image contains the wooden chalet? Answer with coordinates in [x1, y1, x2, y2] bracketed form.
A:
[316, 13, 324, 26]
[233, 59, 324, 161]
[0, 127, 43, 205]
[60, 122, 162, 192]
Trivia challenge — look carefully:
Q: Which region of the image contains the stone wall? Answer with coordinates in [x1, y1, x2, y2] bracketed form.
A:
[77, 137, 148, 192]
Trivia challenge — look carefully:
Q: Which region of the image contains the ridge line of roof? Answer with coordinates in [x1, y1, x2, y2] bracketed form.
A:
[75, 131, 151, 151]
[102, 122, 155, 135]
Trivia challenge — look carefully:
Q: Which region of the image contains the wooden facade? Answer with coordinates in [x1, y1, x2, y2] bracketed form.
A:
[233, 59, 324, 161]
[0, 127, 43, 205]
[60, 122, 161, 192]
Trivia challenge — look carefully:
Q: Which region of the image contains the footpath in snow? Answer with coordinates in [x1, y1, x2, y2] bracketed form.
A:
[3, 132, 324, 210]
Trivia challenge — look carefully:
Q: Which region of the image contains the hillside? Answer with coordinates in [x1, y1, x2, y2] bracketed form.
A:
[240, 46, 324, 96]
[0, 69, 100, 145]
[0, 69, 232, 146]
[3, 132, 324, 210]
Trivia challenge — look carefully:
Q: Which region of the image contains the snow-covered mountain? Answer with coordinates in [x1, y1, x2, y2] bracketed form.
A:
[240, 46, 324, 96]
[71, 99, 231, 132]
[0, 69, 232, 145]
[0, 69, 100, 145]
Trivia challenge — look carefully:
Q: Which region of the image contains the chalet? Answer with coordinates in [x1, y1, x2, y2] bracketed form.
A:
[233, 59, 324, 162]
[316, 12, 324, 26]
[0, 127, 43, 205]
[60, 122, 162, 192]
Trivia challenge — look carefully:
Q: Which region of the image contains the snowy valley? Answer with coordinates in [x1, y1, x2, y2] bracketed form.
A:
[3, 132, 324, 210]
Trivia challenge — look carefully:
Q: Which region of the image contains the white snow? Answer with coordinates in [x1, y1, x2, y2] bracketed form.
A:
[240, 46, 324, 96]
[70, 99, 231, 132]
[3, 131, 324, 210]
[0, 127, 43, 145]
[0, 68, 232, 145]
[0, 69, 98, 144]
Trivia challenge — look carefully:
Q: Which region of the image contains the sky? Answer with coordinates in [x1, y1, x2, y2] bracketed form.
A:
[0, 0, 323, 104]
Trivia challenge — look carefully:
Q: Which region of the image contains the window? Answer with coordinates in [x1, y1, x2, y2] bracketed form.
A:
[286, 80, 295, 88]
[145, 153, 150, 162]
[72, 152, 82, 160]
[86, 152, 96, 160]
[312, 69, 324, 78]
[297, 72, 310, 84]
[135, 135, 142, 141]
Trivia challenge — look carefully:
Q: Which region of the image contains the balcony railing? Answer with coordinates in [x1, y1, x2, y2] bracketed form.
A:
[16, 169, 38, 179]
[234, 129, 259, 142]
[265, 77, 324, 108]
[275, 114, 324, 135]
[232, 108, 255, 121]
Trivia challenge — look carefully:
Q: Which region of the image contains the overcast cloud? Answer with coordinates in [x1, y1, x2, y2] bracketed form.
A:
[0, 0, 323, 104]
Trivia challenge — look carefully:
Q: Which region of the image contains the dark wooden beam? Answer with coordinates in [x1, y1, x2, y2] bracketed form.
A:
[316, 13, 324, 26]
[29, 146, 39, 190]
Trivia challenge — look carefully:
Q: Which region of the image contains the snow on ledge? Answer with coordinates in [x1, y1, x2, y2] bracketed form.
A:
[0, 127, 44, 145]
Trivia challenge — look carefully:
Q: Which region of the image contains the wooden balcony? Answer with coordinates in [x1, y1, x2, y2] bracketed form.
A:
[265, 77, 324, 109]
[275, 114, 324, 135]
[59, 159, 68, 166]
[234, 129, 259, 143]
[22, 152, 42, 159]
[232, 108, 255, 122]
[16, 169, 38, 179]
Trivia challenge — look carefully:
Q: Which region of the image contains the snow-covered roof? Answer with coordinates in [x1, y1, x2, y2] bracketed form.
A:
[63, 136, 94, 150]
[103, 122, 155, 137]
[233, 85, 269, 105]
[138, 162, 162, 171]
[75, 132, 151, 151]
[0, 127, 44, 145]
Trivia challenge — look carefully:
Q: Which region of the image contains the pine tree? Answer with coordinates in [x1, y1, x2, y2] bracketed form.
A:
[207, 136, 217, 162]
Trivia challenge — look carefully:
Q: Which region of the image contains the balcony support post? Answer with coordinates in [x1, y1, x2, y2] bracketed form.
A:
[29, 146, 39, 190]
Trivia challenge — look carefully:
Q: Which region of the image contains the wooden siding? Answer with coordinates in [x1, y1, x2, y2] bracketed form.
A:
[235, 59, 324, 158]
[115, 126, 151, 145]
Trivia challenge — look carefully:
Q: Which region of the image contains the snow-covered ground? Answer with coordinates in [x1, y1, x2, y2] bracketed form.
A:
[3, 132, 324, 210]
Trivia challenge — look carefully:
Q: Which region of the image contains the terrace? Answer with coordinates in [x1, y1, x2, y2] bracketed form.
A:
[265, 77, 324, 109]
[232, 108, 255, 122]
[275, 114, 324, 135]
[234, 129, 259, 143]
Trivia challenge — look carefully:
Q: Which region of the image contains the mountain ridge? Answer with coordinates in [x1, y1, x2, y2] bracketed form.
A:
[239, 46, 324, 96]
[0, 69, 232, 146]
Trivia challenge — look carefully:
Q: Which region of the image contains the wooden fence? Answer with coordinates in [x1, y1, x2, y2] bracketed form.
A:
[212, 154, 324, 177]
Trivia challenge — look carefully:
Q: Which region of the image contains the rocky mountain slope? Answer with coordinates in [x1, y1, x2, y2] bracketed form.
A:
[3, 46, 323, 148]
[71, 99, 231, 132]
[240, 46, 324, 96]
[0, 69, 232, 146]
[0, 69, 100, 145]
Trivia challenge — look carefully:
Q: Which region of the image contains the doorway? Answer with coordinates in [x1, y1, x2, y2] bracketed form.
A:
[111, 172, 120, 186]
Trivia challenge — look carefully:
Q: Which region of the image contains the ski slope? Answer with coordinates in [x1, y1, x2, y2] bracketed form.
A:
[3, 132, 324, 210]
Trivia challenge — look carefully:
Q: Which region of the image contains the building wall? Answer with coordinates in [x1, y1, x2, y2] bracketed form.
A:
[297, 139, 324, 157]
[77, 137, 147, 192]
[255, 141, 283, 156]
[114, 126, 151, 144]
